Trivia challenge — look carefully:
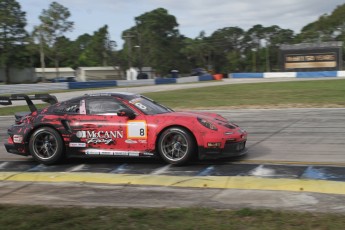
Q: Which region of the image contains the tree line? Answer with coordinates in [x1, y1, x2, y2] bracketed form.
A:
[1, 0, 345, 83]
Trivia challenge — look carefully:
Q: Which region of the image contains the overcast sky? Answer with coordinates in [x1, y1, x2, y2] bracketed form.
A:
[17, 0, 344, 48]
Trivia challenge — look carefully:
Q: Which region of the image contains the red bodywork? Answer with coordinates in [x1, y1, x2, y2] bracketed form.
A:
[4, 93, 247, 161]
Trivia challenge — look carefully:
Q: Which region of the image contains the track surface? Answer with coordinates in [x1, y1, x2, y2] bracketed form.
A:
[1, 80, 345, 212]
[2, 108, 345, 165]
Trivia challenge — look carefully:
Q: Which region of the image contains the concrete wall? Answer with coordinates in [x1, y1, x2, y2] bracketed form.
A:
[76, 67, 123, 82]
[35, 68, 75, 80]
[0, 68, 36, 83]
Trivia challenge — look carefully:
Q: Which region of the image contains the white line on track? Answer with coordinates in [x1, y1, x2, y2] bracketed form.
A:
[150, 164, 171, 175]
[67, 164, 86, 172]
[0, 162, 9, 169]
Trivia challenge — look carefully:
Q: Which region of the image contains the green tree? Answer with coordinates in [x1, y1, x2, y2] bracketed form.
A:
[295, 4, 345, 62]
[0, 0, 28, 84]
[297, 4, 345, 43]
[37, 1, 73, 77]
[54, 36, 75, 67]
[78, 25, 116, 66]
[69, 33, 92, 67]
[181, 31, 211, 71]
[240, 25, 295, 72]
[123, 8, 186, 76]
[261, 26, 295, 71]
[209, 27, 245, 73]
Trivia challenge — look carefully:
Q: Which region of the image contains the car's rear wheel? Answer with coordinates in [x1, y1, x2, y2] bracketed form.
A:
[29, 127, 64, 165]
[157, 127, 196, 165]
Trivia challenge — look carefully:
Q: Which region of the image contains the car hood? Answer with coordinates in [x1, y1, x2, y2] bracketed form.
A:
[152, 111, 239, 130]
[155, 111, 229, 123]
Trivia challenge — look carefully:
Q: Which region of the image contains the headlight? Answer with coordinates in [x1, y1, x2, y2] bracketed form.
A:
[197, 117, 218, 130]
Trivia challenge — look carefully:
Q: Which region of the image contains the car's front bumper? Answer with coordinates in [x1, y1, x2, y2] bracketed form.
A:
[198, 140, 247, 159]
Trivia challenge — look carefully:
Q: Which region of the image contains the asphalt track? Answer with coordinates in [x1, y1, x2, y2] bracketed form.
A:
[1, 78, 345, 212]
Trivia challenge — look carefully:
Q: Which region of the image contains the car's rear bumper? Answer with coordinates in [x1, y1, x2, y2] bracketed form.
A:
[4, 143, 29, 156]
[198, 141, 247, 159]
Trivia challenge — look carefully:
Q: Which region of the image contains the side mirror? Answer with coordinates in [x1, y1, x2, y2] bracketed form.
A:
[117, 108, 136, 120]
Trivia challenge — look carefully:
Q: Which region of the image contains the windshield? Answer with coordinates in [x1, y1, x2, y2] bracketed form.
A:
[129, 96, 173, 115]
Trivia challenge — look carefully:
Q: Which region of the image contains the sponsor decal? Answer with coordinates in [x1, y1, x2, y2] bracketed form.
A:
[87, 138, 114, 145]
[100, 151, 113, 155]
[84, 149, 141, 157]
[13, 135, 23, 143]
[76, 131, 84, 138]
[85, 150, 100, 155]
[142, 152, 154, 156]
[125, 139, 138, 144]
[69, 142, 86, 147]
[113, 152, 128, 156]
[138, 140, 147, 144]
[128, 152, 140, 157]
[76, 130, 123, 145]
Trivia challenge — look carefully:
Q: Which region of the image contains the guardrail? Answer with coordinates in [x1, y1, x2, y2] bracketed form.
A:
[0, 75, 215, 95]
[1, 71, 344, 95]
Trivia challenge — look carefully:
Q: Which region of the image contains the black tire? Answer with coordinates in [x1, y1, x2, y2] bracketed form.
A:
[29, 127, 64, 165]
[157, 127, 196, 165]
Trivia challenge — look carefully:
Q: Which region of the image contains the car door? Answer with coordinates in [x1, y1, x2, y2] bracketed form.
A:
[67, 96, 148, 157]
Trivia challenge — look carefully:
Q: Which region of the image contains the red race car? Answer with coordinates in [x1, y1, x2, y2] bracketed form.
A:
[0, 93, 247, 165]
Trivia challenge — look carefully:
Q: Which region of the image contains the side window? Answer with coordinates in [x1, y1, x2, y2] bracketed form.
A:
[86, 98, 127, 115]
[54, 100, 81, 114]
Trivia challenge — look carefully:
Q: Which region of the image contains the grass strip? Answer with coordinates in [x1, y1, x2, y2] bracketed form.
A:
[144, 79, 345, 109]
[1, 79, 344, 116]
[0, 205, 345, 230]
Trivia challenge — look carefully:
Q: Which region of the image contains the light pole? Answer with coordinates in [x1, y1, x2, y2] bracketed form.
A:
[252, 48, 257, 72]
[135, 21, 143, 75]
[265, 41, 270, 72]
[122, 32, 134, 69]
[134, 45, 142, 74]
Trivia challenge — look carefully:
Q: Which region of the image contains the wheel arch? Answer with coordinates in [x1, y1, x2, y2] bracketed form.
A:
[155, 125, 198, 153]
[25, 124, 65, 150]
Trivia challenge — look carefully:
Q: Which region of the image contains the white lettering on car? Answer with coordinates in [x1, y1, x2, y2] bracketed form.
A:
[76, 130, 124, 145]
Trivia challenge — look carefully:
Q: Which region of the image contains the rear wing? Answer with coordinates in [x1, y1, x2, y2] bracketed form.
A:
[0, 94, 58, 112]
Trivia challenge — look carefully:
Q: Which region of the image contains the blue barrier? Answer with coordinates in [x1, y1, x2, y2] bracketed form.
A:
[154, 78, 177, 84]
[198, 74, 214, 81]
[4, 71, 344, 95]
[231, 73, 264, 78]
[296, 71, 338, 78]
[69, 80, 117, 89]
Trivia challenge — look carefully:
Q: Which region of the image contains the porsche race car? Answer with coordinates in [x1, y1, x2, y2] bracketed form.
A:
[0, 93, 247, 165]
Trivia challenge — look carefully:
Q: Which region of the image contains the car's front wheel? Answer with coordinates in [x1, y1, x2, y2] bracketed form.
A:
[157, 127, 196, 165]
[29, 127, 64, 165]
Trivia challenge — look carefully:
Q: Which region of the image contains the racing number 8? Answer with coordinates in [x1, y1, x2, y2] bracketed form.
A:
[140, 128, 145, 136]
[135, 102, 147, 110]
[127, 121, 147, 138]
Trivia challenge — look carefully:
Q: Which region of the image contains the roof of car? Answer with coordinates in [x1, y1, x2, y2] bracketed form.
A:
[83, 92, 137, 99]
